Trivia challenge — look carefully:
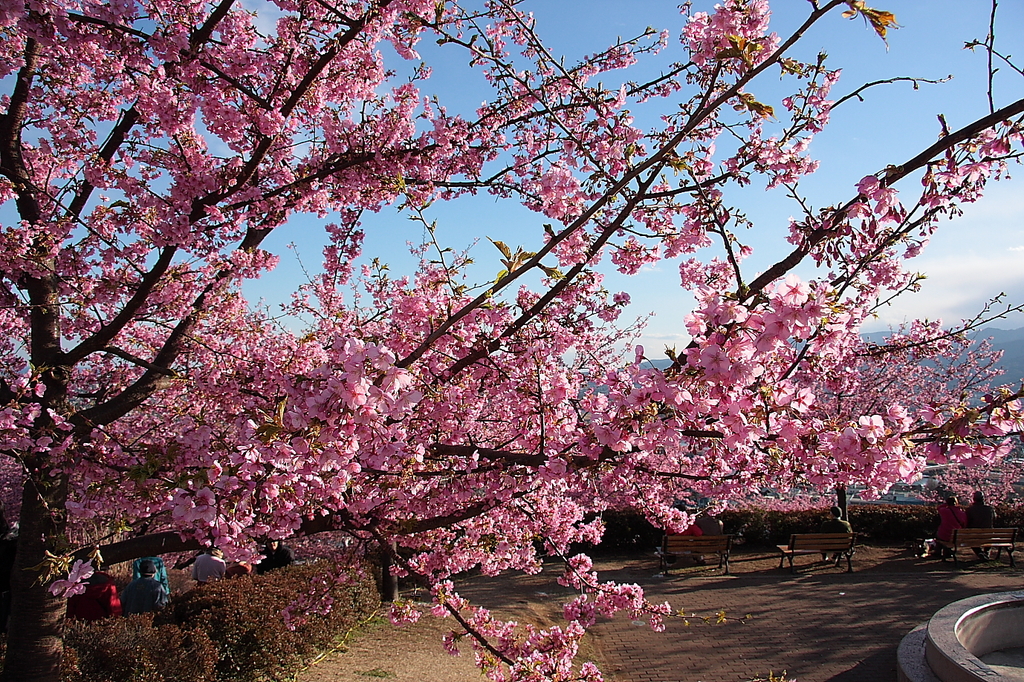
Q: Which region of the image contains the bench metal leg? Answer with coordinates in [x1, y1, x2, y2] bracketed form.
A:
[845, 552, 853, 573]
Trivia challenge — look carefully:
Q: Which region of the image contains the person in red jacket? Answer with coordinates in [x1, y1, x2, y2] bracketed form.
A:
[66, 563, 122, 621]
[225, 560, 252, 579]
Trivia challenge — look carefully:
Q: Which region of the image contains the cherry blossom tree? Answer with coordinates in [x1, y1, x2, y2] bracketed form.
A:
[789, 323, 1010, 514]
[931, 458, 1024, 506]
[2, 0, 1024, 681]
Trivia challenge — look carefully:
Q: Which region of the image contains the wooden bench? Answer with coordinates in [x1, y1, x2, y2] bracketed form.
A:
[657, 534, 733, 575]
[939, 528, 1017, 568]
[777, 533, 856, 573]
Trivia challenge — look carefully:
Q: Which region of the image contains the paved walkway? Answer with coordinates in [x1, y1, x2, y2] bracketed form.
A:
[587, 552, 1024, 682]
[460, 546, 1024, 682]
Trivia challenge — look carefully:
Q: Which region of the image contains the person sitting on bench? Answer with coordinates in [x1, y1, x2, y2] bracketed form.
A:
[819, 506, 852, 563]
[966, 490, 995, 560]
[937, 496, 967, 560]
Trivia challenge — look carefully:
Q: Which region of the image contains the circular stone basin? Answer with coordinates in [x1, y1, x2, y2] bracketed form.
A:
[899, 591, 1024, 682]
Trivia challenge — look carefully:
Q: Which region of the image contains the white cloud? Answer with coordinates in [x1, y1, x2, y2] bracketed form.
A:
[634, 332, 692, 353]
[867, 249, 1024, 331]
[854, 181, 1024, 331]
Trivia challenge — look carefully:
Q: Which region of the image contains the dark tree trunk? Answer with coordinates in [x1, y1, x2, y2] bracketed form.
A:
[379, 540, 399, 603]
[2, 478, 68, 682]
[836, 484, 848, 521]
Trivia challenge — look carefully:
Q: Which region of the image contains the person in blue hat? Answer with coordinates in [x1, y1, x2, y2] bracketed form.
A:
[121, 559, 169, 616]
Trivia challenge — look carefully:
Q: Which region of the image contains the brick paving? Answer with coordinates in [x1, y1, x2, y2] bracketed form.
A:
[461, 546, 1024, 682]
[587, 550, 1024, 682]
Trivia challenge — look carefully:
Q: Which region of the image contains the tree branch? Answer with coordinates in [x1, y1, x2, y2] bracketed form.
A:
[396, 0, 848, 372]
[189, 1, 394, 222]
[100, 346, 178, 376]
[743, 95, 1024, 299]
[62, 247, 177, 365]
[830, 75, 952, 111]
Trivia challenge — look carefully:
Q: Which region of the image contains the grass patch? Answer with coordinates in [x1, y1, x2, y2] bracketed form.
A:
[357, 669, 395, 678]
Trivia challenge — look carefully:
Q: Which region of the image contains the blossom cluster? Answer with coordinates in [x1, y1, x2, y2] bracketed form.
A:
[1, 0, 1023, 679]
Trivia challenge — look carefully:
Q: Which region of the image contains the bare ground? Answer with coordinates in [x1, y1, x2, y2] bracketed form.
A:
[295, 570, 580, 682]
[296, 613, 487, 682]
[295, 542, 1013, 682]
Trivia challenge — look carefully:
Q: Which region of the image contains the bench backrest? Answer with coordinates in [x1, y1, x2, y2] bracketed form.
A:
[787, 533, 855, 551]
[950, 528, 1017, 546]
[663, 534, 733, 553]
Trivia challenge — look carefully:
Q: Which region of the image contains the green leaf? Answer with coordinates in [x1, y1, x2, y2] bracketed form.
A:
[843, 2, 898, 44]
[488, 238, 512, 259]
[540, 265, 564, 280]
[257, 423, 284, 442]
[734, 92, 775, 119]
[778, 58, 805, 77]
[666, 154, 690, 172]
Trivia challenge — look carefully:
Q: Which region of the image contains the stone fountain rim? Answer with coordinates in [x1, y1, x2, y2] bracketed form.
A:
[925, 590, 1024, 682]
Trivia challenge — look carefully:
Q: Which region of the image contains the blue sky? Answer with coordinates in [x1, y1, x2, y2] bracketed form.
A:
[250, 0, 1024, 352]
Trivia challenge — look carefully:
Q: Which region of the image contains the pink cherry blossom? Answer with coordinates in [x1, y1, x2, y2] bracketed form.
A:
[2, 1, 1023, 679]
[48, 560, 95, 599]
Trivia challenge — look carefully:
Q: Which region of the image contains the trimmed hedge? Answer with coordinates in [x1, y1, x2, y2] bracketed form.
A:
[594, 510, 664, 551]
[166, 562, 379, 682]
[592, 504, 1024, 549]
[64, 614, 218, 682]
[57, 561, 379, 682]
[718, 505, 939, 545]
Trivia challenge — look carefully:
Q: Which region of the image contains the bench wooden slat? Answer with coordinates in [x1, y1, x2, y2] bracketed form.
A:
[779, 540, 853, 551]
[657, 534, 733, 575]
[663, 536, 732, 552]
[938, 528, 1017, 568]
[776, 533, 856, 574]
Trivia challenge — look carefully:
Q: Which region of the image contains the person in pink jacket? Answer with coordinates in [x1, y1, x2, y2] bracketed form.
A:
[937, 496, 967, 559]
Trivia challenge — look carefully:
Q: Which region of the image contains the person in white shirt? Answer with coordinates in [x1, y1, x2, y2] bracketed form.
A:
[191, 547, 226, 585]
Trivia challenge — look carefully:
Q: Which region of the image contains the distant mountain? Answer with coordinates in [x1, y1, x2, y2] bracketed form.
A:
[978, 327, 1024, 385]
[864, 326, 1024, 385]
[642, 327, 1024, 385]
